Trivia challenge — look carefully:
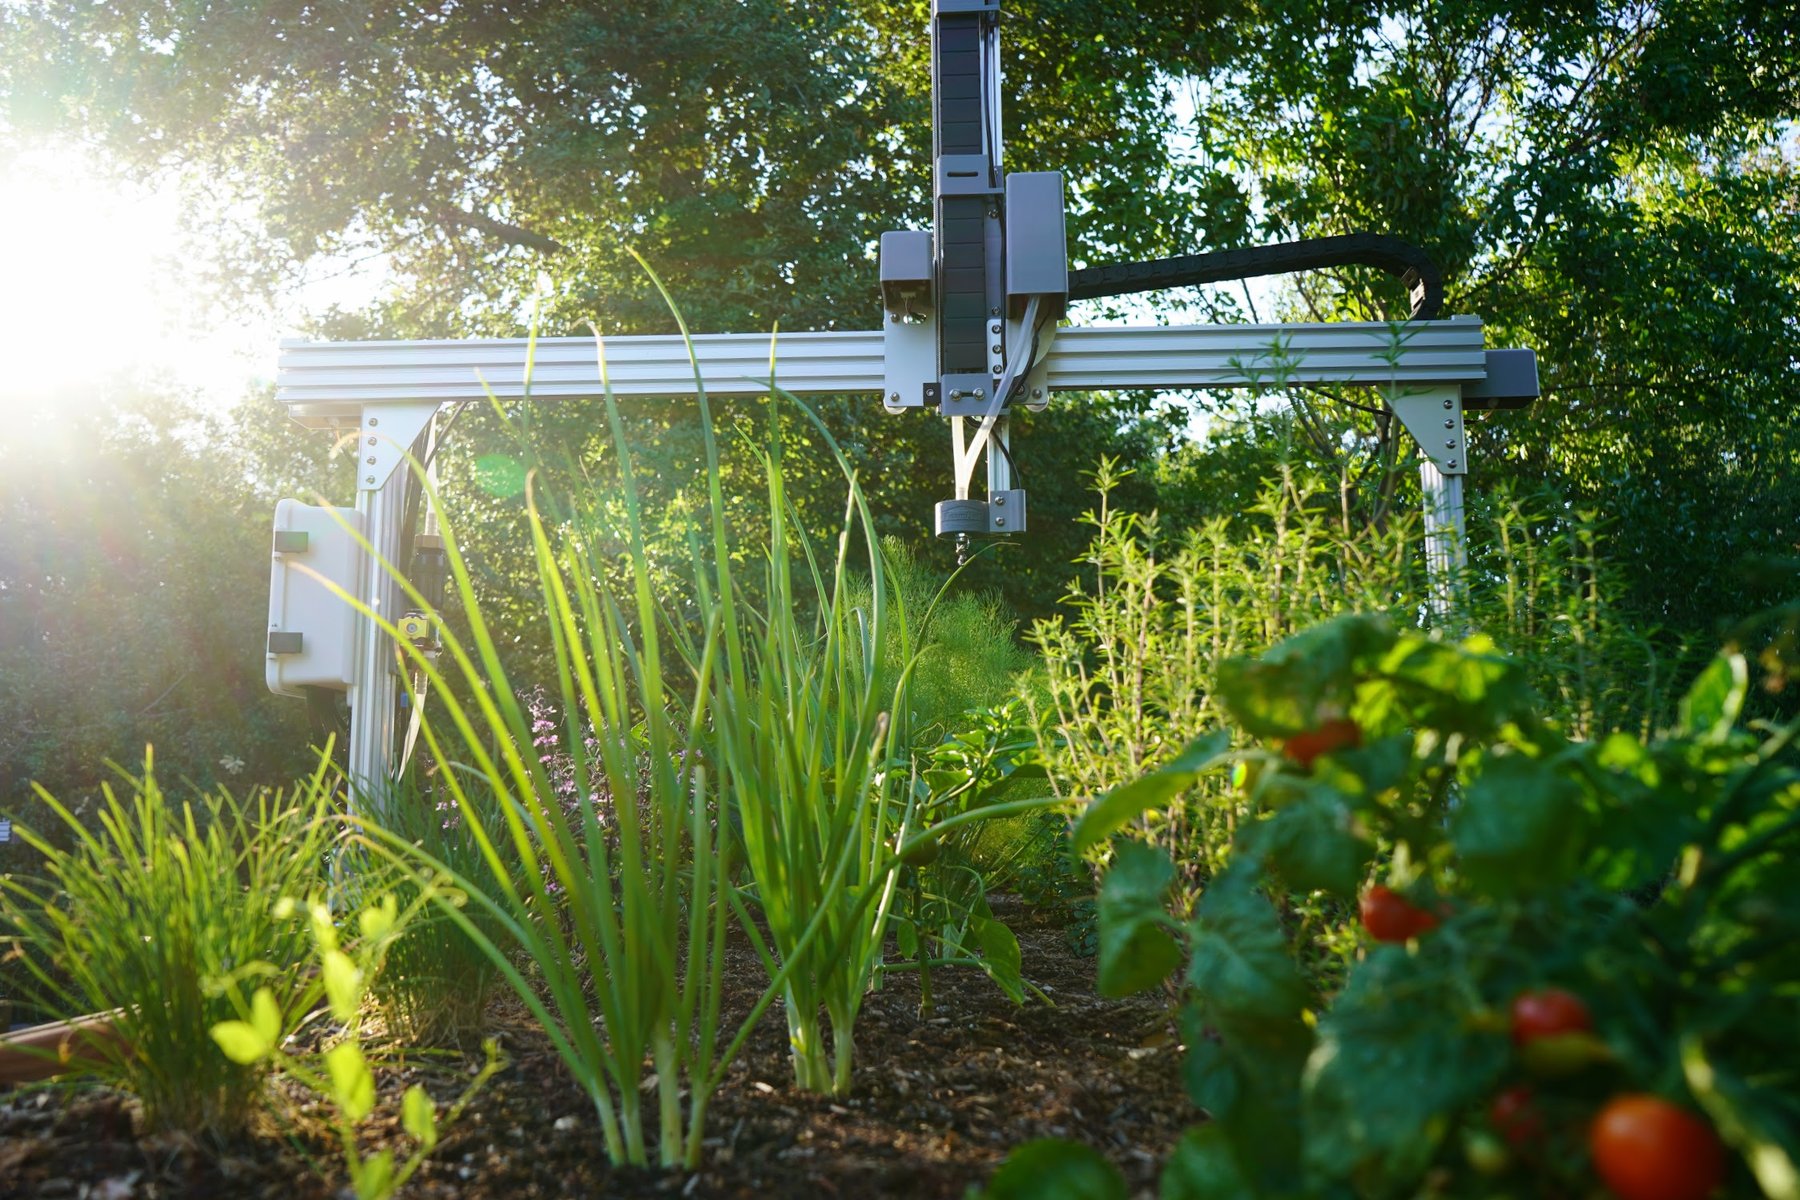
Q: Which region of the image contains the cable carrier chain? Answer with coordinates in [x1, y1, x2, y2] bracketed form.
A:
[263, 0, 1540, 802]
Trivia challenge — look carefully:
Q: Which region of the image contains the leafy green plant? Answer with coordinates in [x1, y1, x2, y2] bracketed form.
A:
[0, 748, 334, 1137]
[891, 699, 1051, 1012]
[212, 892, 501, 1200]
[363, 778, 505, 1047]
[986, 614, 1800, 1199]
[346, 275, 1025, 1160]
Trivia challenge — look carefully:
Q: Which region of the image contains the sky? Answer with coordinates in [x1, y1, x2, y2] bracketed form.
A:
[0, 140, 379, 421]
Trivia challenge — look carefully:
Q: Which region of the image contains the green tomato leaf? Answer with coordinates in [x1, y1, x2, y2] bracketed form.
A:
[1450, 752, 1586, 896]
[210, 1020, 271, 1065]
[1216, 614, 1396, 737]
[1160, 1124, 1257, 1200]
[981, 1140, 1128, 1200]
[1096, 842, 1182, 997]
[401, 1084, 438, 1149]
[1680, 652, 1748, 744]
[1373, 633, 1534, 736]
[1250, 790, 1372, 900]
[322, 949, 362, 1023]
[1302, 946, 1509, 1189]
[326, 1040, 377, 1123]
[1074, 729, 1230, 854]
[1187, 868, 1307, 1024]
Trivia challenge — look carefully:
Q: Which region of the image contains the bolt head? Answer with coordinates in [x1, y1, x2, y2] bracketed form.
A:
[991, 344, 1004, 354]
[1444, 419, 1455, 428]
[1032, 388, 1043, 398]
[991, 322, 1002, 334]
[368, 436, 377, 446]
[1446, 440, 1456, 448]
[992, 364, 1003, 374]
[889, 392, 900, 403]
[366, 456, 377, 465]
[1447, 460, 1459, 470]
[365, 475, 376, 485]
[994, 517, 1006, 528]
[1441, 398, 1453, 409]
[368, 416, 380, 426]
[994, 495, 1005, 507]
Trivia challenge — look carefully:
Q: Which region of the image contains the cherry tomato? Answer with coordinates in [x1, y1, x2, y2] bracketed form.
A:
[1510, 987, 1593, 1047]
[1489, 1084, 1546, 1152]
[1590, 1094, 1725, 1200]
[1282, 717, 1362, 770]
[1360, 885, 1437, 942]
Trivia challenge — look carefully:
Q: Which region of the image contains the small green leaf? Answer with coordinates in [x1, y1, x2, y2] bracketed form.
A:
[326, 1040, 376, 1122]
[982, 1140, 1127, 1200]
[1074, 730, 1229, 853]
[1187, 868, 1308, 1024]
[323, 949, 362, 1022]
[971, 913, 1025, 1003]
[401, 1084, 438, 1149]
[210, 1020, 271, 1065]
[1680, 652, 1748, 744]
[358, 893, 399, 943]
[1097, 842, 1182, 997]
[1449, 752, 1586, 896]
[250, 986, 282, 1047]
[309, 901, 338, 953]
[353, 1148, 396, 1200]
[1160, 1124, 1256, 1200]
[1217, 615, 1396, 737]
[1251, 790, 1373, 899]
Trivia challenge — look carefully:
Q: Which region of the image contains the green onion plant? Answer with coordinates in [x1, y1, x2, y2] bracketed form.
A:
[0, 749, 335, 1137]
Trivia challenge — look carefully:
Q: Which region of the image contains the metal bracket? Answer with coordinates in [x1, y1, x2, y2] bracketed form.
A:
[1388, 385, 1467, 476]
[355, 401, 439, 492]
[883, 311, 936, 412]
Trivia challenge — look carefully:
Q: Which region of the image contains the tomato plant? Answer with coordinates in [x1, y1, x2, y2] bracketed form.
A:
[988, 614, 1800, 1200]
[1359, 885, 1436, 942]
[1510, 988, 1593, 1046]
[1489, 1085, 1546, 1152]
[1282, 716, 1361, 770]
[1590, 1094, 1726, 1200]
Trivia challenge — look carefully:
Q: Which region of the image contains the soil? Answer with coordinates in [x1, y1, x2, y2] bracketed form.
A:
[0, 900, 1195, 1199]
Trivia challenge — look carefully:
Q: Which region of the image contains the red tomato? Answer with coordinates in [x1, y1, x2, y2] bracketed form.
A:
[1510, 988, 1594, 1047]
[1283, 717, 1362, 770]
[1489, 1085, 1546, 1152]
[1360, 885, 1436, 942]
[1590, 1094, 1725, 1200]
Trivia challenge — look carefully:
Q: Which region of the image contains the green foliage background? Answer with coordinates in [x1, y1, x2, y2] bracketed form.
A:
[0, 0, 1795, 796]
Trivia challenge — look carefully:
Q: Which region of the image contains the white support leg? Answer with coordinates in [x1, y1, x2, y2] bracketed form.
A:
[1419, 459, 1467, 623]
[347, 464, 405, 814]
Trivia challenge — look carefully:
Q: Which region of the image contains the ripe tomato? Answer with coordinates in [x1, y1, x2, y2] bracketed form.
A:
[1489, 1084, 1546, 1152]
[1510, 988, 1594, 1047]
[1282, 717, 1362, 770]
[1590, 1094, 1725, 1200]
[1360, 885, 1437, 942]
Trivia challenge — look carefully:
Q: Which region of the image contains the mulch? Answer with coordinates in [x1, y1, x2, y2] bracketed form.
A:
[0, 900, 1196, 1199]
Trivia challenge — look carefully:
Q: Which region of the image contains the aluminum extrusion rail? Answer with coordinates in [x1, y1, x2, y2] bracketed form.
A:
[276, 318, 1499, 426]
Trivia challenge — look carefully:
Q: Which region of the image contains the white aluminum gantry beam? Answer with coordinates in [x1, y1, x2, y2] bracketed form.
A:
[276, 315, 1531, 804]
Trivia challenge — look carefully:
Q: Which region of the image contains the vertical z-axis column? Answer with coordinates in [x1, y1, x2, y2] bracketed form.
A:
[931, 0, 1004, 426]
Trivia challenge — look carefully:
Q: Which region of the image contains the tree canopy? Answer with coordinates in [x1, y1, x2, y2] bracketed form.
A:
[1, 0, 1796, 790]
